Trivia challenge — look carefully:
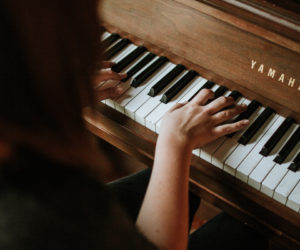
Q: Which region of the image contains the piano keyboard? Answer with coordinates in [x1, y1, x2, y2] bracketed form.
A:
[99, 32, 300, 213]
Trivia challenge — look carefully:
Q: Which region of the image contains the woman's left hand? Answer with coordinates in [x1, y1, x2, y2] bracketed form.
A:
[93, 61, 127, 101]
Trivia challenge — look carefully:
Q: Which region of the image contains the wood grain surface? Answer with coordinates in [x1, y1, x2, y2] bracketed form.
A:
[99, 0, 300, 119]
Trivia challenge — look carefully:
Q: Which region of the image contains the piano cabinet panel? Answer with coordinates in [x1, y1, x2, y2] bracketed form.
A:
[99, 0, 300, 119]
[84, 104, 300, 249]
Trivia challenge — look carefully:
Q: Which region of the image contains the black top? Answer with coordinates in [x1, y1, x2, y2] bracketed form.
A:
[0, 146, 156, 250]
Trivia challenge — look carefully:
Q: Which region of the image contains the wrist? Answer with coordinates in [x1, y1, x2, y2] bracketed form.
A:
[154, 134, 193, 175]
[157, 132, 193, 155]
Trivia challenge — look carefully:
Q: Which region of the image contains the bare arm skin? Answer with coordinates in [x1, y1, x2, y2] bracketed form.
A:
[137, 89, 249, 250]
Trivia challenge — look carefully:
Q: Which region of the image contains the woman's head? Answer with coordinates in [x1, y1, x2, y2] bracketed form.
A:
[0, 0, 105, 166]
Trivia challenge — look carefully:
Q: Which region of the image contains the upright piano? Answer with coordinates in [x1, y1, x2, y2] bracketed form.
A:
[83, 0, 300, 249]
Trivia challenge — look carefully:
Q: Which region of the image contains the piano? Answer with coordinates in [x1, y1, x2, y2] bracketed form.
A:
[83, 0, 300, 249]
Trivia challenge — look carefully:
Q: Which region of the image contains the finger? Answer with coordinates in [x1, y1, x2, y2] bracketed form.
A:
[204, 96, 235, 115]
[101, 61, 115, 68]
[211, 104, 247, 125]
[211, 119, 249, 138]
[95, 86, 124, 102]
[94, 69, 127, 83]
[169, 102, 187, 112]
[189, 89, 214, 106]
[97, 80, 119, 91]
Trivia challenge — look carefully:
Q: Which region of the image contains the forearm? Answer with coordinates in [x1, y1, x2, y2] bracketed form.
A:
[136, 89, 248, 249]
[136, 135, 192, 250]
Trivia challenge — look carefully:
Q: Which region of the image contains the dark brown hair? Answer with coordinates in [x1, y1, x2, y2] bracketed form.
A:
[0, 0, 107, 167]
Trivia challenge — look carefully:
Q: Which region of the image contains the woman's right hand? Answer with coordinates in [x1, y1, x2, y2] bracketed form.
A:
[158, 89, 249, 152]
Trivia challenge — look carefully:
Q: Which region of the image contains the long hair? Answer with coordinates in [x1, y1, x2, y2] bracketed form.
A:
[0, 0, 108, 169]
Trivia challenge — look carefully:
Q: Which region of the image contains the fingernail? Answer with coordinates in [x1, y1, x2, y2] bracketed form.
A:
[242, 119, 249, 125]
[115, 86, 123, 94]
[105, 69, 113, 74]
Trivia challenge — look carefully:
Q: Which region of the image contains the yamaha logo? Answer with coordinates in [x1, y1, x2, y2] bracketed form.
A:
[251, 60, 299, 91]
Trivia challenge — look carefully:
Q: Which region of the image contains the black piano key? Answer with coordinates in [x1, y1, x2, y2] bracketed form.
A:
[214, 85, 228, 98]
[103, 38, 130, 60]
[274, 126, 300, 164]
[238, 107, 274, 145]
[288, 152, 300, 172]
[260, 117, 295, 156]
[228, 90, 242, 101]
[111, 46, 146, 73]
[131, 56, 168, 88]
[121, 53, 155, 82]
[161, 70, 198, 104]
[206, 85, 228, 104]
[188, 80, 214, 102]
[148, 64, 185, 97]
[102, 33, 120, 49]
[227, 100, 261, 138]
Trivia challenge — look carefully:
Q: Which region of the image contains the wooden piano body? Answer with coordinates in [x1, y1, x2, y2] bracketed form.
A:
[84, 0, 300, 249]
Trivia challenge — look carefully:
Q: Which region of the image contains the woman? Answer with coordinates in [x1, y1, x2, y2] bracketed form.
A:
[0, 0, 268, 249]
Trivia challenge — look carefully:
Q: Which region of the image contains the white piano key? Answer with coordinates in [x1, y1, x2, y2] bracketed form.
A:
[261, 165, 288, 198]
[135, 69, 187, 125]
[224, 110, 277, 176]
[145, 71, 200, 131]
[124, 63, 175, 119]
[192, 149, 201, 157]
[236, 115, 282, 182]
[177, 77, 208, 103]
[200, 137, 226, 164]
[156, 120, 162, 133]
[123, 63, 174, 119]
[248, 123, 297, 190]
[274, 168, 300, 205]
[208, 84, 220, 93]
[114, 55, 160, 113]
[261, 128, 299, 198]
[211, 99, 258, 169]
[101, 31, 111, 40]
[286, 180, 300, 212]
